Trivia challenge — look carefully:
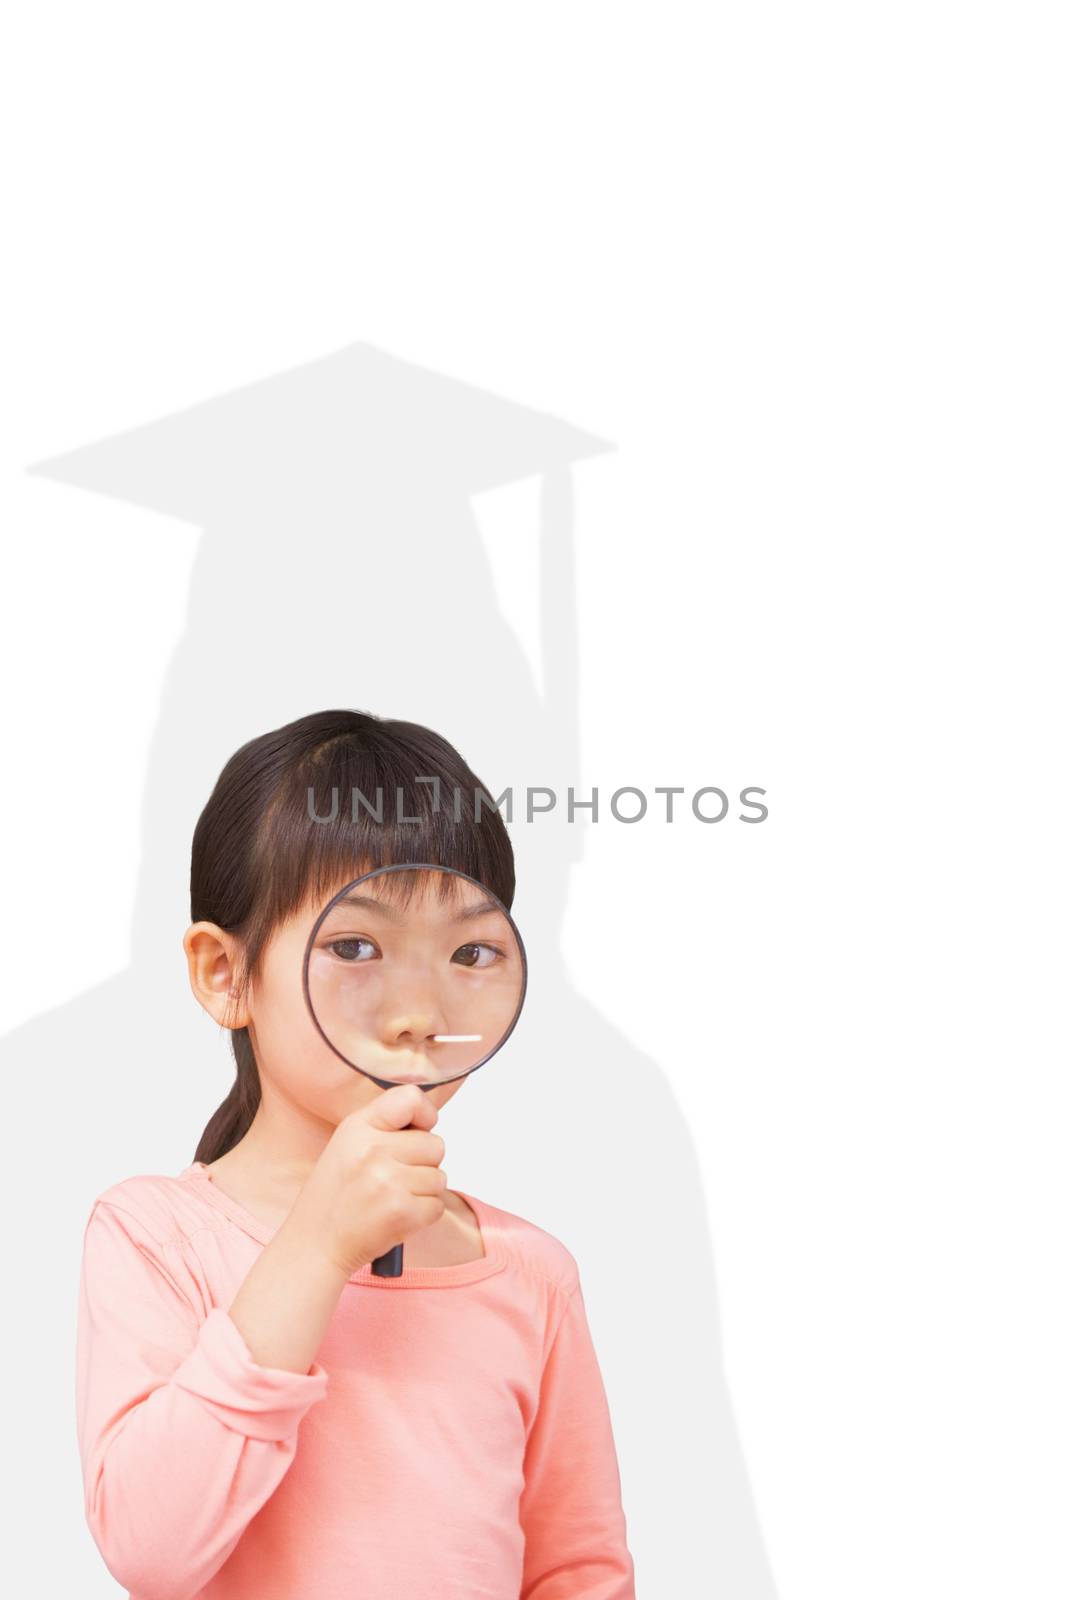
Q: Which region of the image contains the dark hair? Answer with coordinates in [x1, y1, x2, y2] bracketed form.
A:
[190, 708, 515, 1163]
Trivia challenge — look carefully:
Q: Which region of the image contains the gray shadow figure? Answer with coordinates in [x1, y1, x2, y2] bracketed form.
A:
[6, 342, 778, 1596]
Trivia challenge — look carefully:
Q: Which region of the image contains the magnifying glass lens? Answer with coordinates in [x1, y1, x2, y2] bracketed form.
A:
[304, 864, 525, 1090]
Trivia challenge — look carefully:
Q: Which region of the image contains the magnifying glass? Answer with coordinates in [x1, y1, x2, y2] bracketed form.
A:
[302, 862, 527, 1278]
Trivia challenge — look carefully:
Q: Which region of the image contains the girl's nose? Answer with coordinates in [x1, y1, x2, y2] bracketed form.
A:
[382, 1009, 446, 1050]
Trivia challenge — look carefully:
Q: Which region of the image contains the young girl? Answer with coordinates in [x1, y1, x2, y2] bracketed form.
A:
[75, 708, 636, 1600]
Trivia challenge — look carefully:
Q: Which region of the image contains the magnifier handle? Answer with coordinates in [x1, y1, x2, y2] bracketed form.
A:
[371, 1110, 416, 1278]
[371, 1243, 404, 1278]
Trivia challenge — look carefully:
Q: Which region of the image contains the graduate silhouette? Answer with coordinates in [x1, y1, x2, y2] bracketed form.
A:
[8, 342, 777, 1597]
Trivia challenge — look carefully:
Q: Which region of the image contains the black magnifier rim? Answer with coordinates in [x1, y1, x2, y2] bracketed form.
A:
[301, 861, 528, 1091]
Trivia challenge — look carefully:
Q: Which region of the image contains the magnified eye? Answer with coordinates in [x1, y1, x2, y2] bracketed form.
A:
[452, 943, 505, 970]
[328, 937, 379, 962]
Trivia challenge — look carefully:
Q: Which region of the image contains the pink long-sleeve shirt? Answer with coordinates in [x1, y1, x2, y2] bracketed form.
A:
[75, 1161, 636, 1600]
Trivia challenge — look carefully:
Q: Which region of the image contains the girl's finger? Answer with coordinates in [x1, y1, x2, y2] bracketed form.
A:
[384, 1128, 446, 1167]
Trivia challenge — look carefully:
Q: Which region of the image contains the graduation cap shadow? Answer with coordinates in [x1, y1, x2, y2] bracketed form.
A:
[5, 342, 776, 1596]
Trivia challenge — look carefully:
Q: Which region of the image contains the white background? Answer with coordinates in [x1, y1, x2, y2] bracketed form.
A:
[2, 4, 1065, 1597]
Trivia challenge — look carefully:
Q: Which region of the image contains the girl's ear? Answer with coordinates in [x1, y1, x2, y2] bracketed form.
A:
[183, 921, 250, 1030]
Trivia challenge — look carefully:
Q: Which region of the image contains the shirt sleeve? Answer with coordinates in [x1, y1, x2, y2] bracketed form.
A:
[76, 1197, 330, 1600]
[519, 1277, 637, 1599]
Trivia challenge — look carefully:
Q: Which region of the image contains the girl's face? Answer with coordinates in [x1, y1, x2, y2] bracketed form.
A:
[186, 873, 520, 1132]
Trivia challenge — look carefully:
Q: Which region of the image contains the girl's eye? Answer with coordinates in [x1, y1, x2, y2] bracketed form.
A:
[328, 937, 379, 962]
[452, 943, 504, 970]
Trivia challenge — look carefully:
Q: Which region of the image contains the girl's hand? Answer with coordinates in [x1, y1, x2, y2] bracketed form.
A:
[287, 1084, 447, 1277]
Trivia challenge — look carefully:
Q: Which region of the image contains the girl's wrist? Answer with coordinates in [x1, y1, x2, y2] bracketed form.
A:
[275, 1205, 364, 1283]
